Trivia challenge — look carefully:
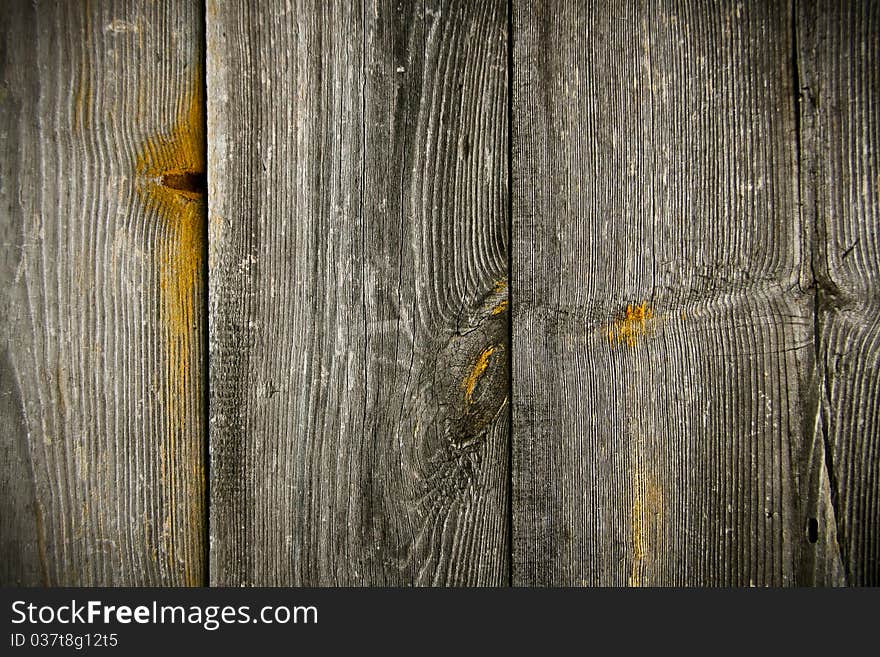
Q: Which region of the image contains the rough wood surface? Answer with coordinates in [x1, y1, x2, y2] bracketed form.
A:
[511, 0, 841, 585]
[2, 0, 876, 589]
[206, 0, 509, 585]
[798, 0, 880, 585]
[0, 0, 206, 585]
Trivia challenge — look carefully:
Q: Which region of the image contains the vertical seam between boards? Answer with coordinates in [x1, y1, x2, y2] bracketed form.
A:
[201, 0, 211, 588]
[792, 0, 848, 585]
[506, 0, 514, 588]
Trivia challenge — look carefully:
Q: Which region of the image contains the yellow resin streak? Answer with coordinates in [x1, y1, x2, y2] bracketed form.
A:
[134, 72, 205, 583]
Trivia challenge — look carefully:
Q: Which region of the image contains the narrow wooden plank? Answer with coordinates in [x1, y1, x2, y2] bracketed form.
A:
[0, 0, 206, 585]
[512, 1, 830, 585]
[207, 0, 508, 585]
[798, 0, 880, 585]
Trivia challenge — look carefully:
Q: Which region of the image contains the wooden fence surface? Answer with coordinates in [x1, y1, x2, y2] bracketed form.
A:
[1, 0, 206, 585]
[1, 0, 877, 586]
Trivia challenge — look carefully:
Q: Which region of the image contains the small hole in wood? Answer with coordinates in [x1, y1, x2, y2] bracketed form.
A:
[807, 517, 819, 543]
[161, 171, 206, 196]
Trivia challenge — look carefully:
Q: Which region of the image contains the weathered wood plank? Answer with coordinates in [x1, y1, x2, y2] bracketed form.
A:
[511, 0, 833, 585]
[798, 0, 880, 585]
[207, 0, 508, 585]
[0, 0, 206, 585]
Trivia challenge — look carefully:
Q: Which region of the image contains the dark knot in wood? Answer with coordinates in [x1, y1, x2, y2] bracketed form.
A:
[161, 170, 207, 197]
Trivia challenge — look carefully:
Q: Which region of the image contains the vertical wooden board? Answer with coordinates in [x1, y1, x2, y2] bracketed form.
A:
[0, 1, 206, 585]
[799, 0, 880, 585]
[207, 0, 508, 585]
[512, 1, 827, 585]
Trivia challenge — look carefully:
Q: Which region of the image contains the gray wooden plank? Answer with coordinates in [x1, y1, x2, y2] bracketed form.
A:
[207, 0, 508, 585]
[511, 0, 836, 585]
[798, 0, 880, 585]
[0, 0, 206, 585]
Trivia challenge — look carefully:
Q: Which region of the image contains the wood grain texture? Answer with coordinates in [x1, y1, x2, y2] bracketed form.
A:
[207, 0, 508, 585]
[798, 0, 880, 585]
[511, 0, 839, 585]
[0, 0, 206, 585]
